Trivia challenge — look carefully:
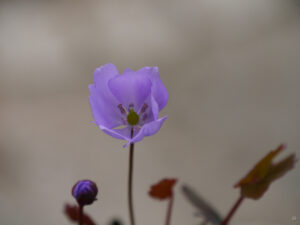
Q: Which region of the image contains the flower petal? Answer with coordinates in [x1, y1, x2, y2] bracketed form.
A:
[138, 67, 168, 111]
[127, 116, 168, 146]
[99, 125, 131, 141]
[89, 63, 123, 128]
[89, 84, 122, 128]
[151, 96, 159, 121]
[123, 68, 135, 73]
[108, 71, 152, 112]
[93, 63, 119, 91]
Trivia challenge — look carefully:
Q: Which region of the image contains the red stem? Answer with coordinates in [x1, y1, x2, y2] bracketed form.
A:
[165, 195, 174, 225]
[79, 205, 83, 225]
[221, 195, 244, 225]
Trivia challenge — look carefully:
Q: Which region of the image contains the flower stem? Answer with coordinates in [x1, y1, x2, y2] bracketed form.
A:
[221, 195, 244, 225]
[165, 195, 174, 225]
[128, 129, 136, 225]
[79, 205, 83, 225]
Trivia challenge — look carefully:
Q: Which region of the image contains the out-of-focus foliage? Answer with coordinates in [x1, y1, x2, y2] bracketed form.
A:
[109, 219, 123, 225]
[64, 204, 97, 225]
[182, 185, 222, 225]
[234, 144, 297, 199]
[149, 178, 177, 200]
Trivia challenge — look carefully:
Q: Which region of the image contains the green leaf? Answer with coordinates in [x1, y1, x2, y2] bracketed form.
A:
[235, 144, 296, 200]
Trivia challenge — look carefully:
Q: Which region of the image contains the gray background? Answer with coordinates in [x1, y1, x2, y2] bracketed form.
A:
[0, 0, 299, 225]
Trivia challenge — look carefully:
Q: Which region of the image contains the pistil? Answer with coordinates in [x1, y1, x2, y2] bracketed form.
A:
[127, 109, 139, 126]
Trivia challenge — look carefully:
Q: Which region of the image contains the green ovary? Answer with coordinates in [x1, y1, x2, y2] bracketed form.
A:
[127, 109, 139, 125]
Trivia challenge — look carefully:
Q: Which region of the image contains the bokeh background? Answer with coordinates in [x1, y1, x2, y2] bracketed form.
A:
[0, 0, 299, 225]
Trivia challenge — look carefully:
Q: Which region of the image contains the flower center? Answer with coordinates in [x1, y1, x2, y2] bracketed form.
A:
[127, 109, 139, 126]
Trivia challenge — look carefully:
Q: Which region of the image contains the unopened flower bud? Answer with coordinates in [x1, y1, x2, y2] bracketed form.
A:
[72, 180, 98, 206]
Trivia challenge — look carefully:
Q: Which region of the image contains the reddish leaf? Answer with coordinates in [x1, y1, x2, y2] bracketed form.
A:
[149, 178, 177, 200]
[64, 203, 97, 225]
[234, 144, 297, 199]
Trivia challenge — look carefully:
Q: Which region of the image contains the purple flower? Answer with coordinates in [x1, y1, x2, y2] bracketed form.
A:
[72, 180, 98, 206]
[89, 63, 168, 147]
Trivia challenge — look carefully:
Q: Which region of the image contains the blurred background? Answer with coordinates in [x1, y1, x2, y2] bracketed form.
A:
[0, 0, 299, 225]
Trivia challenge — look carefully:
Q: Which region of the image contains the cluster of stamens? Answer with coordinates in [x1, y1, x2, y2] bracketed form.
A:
[118, 103, 149, 126]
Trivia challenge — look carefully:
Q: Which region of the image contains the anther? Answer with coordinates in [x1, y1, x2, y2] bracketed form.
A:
[118, 104, 126, 114]
[140, 103, 148, 113]
[129, 103, 134, 109]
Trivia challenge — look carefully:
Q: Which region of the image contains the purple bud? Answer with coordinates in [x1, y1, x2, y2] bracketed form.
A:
[72, 180, 98, 206]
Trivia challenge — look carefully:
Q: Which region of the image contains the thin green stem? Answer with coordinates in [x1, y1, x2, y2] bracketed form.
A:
[221, 195, 244, 225]
[128, 129, 135, 225]
[165, 195, 174, 225]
